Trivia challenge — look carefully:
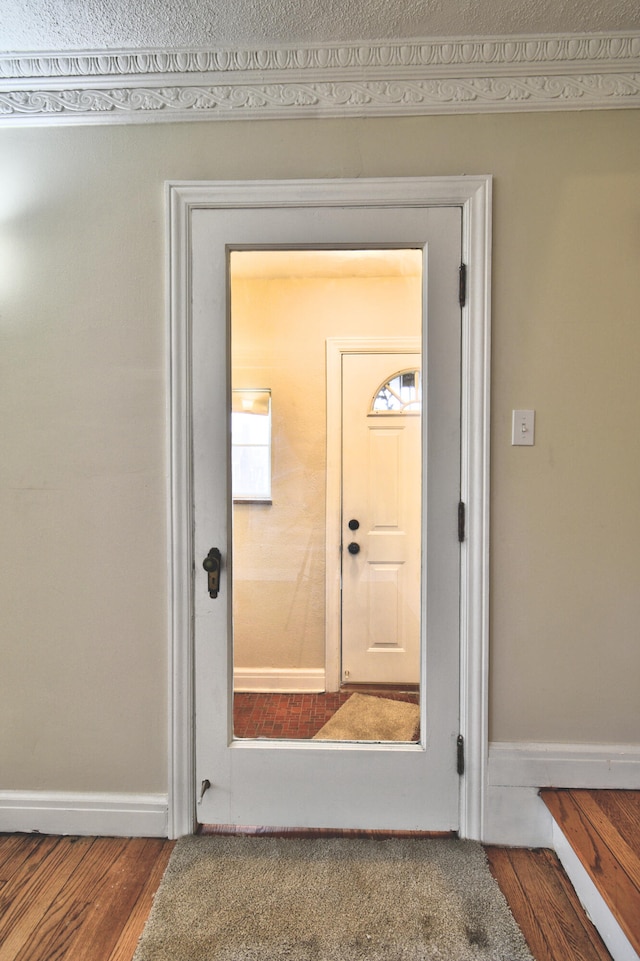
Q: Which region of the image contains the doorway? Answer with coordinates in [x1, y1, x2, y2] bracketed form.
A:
[167, 177, 492, 839]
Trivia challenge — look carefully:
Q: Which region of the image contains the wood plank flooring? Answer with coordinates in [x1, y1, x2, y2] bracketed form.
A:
[0, 825, 624, 961]
[486, 846, 613, 961]
[540, 788, 640, 956]
[0, 835, 173, 961]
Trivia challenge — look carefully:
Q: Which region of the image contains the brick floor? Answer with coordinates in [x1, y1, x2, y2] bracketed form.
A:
[233, 691, 419, 739]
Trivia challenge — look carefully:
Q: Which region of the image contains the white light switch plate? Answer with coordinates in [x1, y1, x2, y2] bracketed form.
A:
[512, 409, 535, 446]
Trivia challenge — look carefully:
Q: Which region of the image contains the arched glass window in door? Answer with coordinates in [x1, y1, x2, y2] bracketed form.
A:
[371, 368, 422, 414]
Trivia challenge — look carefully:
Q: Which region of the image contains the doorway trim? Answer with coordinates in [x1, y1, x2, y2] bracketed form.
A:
[166, 176, 492, 841]
[325, 337, 422, 692]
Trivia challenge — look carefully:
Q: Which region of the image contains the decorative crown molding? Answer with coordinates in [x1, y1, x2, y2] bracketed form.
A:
[0, 33, 638, 125]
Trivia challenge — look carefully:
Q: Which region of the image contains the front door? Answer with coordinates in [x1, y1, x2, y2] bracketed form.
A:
[190, 182, 462, 831]
[341, 351, 422, 685]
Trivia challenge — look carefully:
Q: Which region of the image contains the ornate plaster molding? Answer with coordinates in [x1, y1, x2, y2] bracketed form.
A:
[1, 33, 638, 125]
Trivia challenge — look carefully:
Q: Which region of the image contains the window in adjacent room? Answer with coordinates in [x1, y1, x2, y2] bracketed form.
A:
[231, 389, 272, 502]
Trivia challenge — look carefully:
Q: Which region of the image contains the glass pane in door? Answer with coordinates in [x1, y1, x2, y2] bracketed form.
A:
[230, 249, 422, 741]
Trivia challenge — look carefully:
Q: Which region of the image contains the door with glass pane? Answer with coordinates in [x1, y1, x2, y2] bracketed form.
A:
[191, 185, 462, 831]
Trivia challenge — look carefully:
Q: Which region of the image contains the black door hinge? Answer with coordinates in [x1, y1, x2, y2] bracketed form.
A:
[458, 501, 465, 543]
[457, 735, 465, 776]
[458, 263, 467, 308]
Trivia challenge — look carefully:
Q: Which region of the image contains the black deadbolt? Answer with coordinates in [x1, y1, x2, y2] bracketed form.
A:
[348, 519, 360, 531]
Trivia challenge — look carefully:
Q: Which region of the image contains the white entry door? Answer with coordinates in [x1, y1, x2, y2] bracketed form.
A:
[189, 181, 462, 831]
[341, 351, 422, 685]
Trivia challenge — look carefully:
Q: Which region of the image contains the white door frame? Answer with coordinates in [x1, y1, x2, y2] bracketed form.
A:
[325, 337, 422, 692]
[166, 176, 492, 841]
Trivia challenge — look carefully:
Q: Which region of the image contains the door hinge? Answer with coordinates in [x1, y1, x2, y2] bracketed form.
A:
[457, 735, 465, 776]
[458, 501, 465, 543]
[458, 263, 467, 308]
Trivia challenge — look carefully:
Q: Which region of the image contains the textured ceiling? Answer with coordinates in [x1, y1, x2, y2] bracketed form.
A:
[2, 0, 640, 52]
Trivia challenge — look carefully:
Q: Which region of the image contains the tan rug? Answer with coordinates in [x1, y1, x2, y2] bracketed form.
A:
[133, 836, 534, 961]
[312, 693, 419, 741]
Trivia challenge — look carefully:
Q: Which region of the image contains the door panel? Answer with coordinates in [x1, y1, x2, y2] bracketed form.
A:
[191, 197, 462, 830]
[341, 352, 421, 684]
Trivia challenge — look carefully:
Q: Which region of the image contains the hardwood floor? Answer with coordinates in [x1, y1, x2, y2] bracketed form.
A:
[0, 818, 628, 961]
[0, 834, 173, 961]
[486, 846, 613, 961]
[540, 788, 640, 956]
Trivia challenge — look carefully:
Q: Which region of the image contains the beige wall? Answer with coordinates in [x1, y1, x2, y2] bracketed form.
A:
[1, 109, 638, 793]
[231, 272, 420, 670]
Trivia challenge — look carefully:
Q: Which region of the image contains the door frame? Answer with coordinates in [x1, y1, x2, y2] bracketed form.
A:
[325, 337, 422, 692]
[166, 176, 492, 840]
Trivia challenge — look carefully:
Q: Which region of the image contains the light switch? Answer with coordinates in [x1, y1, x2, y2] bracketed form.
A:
[512, 410, 535, 446]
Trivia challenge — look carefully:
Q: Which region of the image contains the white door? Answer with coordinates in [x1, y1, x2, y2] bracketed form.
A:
[191, 184, 462, 831]
[341, 351, 422, 685]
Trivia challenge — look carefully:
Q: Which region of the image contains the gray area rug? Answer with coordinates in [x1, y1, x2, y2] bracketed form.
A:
[312, 693, 420, 741]
[133, 836, 533, 960]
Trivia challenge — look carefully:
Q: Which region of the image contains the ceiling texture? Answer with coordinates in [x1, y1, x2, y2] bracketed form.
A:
[3, 0, 640, 50]
[0, 0, 639, 124]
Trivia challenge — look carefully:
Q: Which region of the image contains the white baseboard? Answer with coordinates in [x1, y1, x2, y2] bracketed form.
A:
[552, 822, 638, 961]
[234, 667, 326, 693]
[483, 741, 640, 848]
[483, 785, 553, 847]
[0, 791, 168, 837]
[489, 741, 640, 789]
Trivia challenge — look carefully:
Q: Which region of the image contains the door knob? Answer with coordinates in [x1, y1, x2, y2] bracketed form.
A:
[347, 542, 360, 555]
[203, 548, 222, 598]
